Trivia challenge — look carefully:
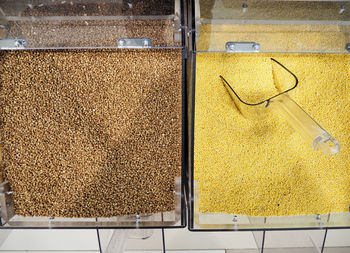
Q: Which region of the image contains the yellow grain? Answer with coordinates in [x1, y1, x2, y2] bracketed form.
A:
[197, 24, 347, 52]
[194, 53, 350, 216]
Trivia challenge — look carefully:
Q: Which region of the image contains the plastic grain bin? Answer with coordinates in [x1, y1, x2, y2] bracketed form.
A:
[0, 0, 186, 229]
[188, 0, 350, 230]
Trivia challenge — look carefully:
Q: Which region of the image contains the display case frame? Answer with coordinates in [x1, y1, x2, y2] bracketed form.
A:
[0, 0, 188, 229]
[187, 0, 350, 231]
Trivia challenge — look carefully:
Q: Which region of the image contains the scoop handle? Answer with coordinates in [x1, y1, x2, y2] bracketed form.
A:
[269, 94, 340, 155]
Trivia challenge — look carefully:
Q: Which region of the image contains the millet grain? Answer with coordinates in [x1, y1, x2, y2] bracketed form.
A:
[194, 53, 350, 217]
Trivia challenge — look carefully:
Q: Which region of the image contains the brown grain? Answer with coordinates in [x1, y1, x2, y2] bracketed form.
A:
[21, 1, 174, 16]
[0, 49, 182, 218]
[6, 19, 179, 48]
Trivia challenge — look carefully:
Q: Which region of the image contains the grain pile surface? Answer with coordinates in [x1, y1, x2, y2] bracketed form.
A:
[4, 1, 179, 48]
[0, 49, 182, 217]
[1, 0, 174, 17]
[199, 0, 344, 20]
[197, 24, 347, 52]
[21, 1, 174, 16]
[194, 53, 350, 216]
[7, 19, 179, 48]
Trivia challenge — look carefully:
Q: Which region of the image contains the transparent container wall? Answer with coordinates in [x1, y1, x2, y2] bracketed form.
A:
[0, 178, 185, 228]
[191, 182, 350, 230]
[0, 0, 182, 49]
[189, 51, 350, 231]
[189, 1, 350, 231]
[0, 2, 185, 228]
[195, 0, 350, 53]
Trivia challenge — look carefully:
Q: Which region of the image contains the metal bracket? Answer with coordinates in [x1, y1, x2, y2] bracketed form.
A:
[117, 38, 152, 49]
[0, 39, 28, 49]
[174, 0, 182, 43]
[226, 42, 260, 53]
[346, 43, 350, 53]
[0, 181, 14, 224]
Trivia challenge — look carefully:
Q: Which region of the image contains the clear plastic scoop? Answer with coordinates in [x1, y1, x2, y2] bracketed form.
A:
[220, 58, 340, 155]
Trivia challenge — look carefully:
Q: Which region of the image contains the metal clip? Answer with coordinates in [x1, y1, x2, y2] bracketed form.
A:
[0, 181, 14, 224]
[0, 39, 28, 49]
[226, 42, 260, 53]
[117, 38, 152, 49]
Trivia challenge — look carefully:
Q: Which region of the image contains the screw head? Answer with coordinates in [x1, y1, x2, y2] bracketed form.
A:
[119, 39, 126, 46]
[229, 44, 235, 51]
[233, 215, 238, 222]
[346, 43, 350, 52]
[253, 43, 260, 51]
[143, 39, 149, 46]
[14, 40, 23, 48]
